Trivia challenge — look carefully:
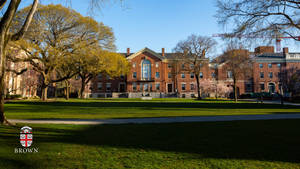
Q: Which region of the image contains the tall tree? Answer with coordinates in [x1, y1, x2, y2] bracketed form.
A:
[11, 4, 115, 101]
[75, 47, 130, 98]
[173, 34, 217, 100]
[0, 0, 121, 124]
[0, 0, 38, 124]
[221, 44, 252, 102]
[216, 0, 300, 40]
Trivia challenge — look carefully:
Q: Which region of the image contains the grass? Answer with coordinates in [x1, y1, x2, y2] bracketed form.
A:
[4, 98, 300, 120]
[1, 120, 300, 169]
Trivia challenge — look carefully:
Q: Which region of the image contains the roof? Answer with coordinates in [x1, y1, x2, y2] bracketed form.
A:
[120, 48, 205, 61]
[256, 53, 285, 59]
[126, 47, 166, 60]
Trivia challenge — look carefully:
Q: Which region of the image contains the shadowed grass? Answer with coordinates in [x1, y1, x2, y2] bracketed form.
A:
[1, 119, 300, 168]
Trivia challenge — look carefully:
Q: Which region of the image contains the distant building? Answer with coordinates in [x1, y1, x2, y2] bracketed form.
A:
[6, 46, 300, 99]
[90, 46, 300, 98]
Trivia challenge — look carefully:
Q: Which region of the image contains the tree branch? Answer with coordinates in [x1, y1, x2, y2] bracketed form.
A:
[6, 67, 27, 75]
[11, 0, 39, 41]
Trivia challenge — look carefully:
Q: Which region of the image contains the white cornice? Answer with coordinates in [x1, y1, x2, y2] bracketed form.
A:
[127, 47, 165, 60]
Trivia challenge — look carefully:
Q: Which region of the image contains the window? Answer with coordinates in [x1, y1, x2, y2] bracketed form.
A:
[269, 72, 273, 78]
[155, 72, 160, 78]
[142, 59, 151, 80]
[181, 64, 185, 69]
[168, 73, 172, 78]
[133, 72, 137, 79]
[190, 83, 195, 90]
[106, 75, 111, 80]
[155, 83, 160, 90]
[155, 62, 159, 68]
[268, 63, 272, 68]
[106, 83, 111, 91]
[132, 63, 136, 68]
[132, 83, 137, 91]
[199, 72, 203, 78]
[260, 83, 265, 91]
[259, 64, 263, 68]
[143, 83, 148, 91]
[190, 73, 195, 79]
[168, 63, 172, 68]
[211, 72, 216, 78]
[268, 83, 275, 93]
[260, 72, 264, 78]
[278, 72, 281, 79]
[277, 63, 281, 68]
[190, 64, 194, 69]
[120, 74, 125, 80]
[97, 83, 102, 90]
[227, 71, 232, 78]
[245, 84, 252, 92]
[98, 74, 102, 80]
[181, 83, 186, 91]
[181, 73, 185, 78]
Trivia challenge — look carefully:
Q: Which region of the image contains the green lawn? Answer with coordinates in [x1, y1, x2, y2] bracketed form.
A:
[1, 120, 300, 169]
[4, 98, 300, 120]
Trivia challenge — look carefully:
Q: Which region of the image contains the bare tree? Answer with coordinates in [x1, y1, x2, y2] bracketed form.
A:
[216, 0, 300, 40]
[280, 66, 300, 98]
[173, 34, 217, 100]
[221, 44, 252, 102]
[169, 54, 183, 96]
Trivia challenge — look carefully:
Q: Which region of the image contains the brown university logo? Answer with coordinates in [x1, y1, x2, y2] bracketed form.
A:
[20, 126, 33, 148]
[15, 126, 38, 153]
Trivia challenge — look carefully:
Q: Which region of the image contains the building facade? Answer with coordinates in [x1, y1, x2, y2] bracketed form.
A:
[6, 46, 300, 99]
[90, 46, 300, 98]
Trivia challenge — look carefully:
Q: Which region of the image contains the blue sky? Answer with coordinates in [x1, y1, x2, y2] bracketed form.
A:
[20, 0, 298, 54]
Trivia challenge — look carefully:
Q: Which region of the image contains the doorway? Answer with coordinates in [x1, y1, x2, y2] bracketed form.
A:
[119, 83, 126, 92]
[167, 84, 173, 93]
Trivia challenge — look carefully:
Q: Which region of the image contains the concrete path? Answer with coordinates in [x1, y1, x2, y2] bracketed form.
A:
[244, 99, 300, 106]
[9, 113, 300, 125]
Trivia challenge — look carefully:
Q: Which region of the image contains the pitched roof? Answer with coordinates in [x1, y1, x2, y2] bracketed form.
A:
[126, 47, 166, 60]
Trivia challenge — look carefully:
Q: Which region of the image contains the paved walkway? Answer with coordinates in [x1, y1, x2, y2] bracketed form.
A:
[9, 113, 300, 125]
[244, 99, 300, 106]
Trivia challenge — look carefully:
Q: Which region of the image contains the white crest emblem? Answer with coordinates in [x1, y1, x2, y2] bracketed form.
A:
[20, 126, 33, 147]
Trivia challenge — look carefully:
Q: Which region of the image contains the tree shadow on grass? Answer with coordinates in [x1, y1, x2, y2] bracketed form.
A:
[59, 119, 300, 163]
[1, 120, 300, 168]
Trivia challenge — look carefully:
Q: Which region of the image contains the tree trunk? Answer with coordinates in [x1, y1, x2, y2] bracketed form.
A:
[65, 80, 70, 100]
[0, 40, 6, 124]
[79, 77, 86, 99]
[215, 83, 218, 100]
[0, 75, 5, 124]
[233, 79, 237, 102]
[195, 75, 201, 100]
[41, 86, 48, 101]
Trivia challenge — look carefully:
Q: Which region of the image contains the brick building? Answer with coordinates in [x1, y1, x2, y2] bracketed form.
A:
[90, 46, 300, 98]
[6, 46, 300, 99]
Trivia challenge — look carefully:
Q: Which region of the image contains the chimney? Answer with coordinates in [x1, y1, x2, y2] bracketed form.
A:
[254, 46, 274, 54]
[127, 48, 130, 55]
[283, 47, 289, 54]
[162, 48, 165, 57]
